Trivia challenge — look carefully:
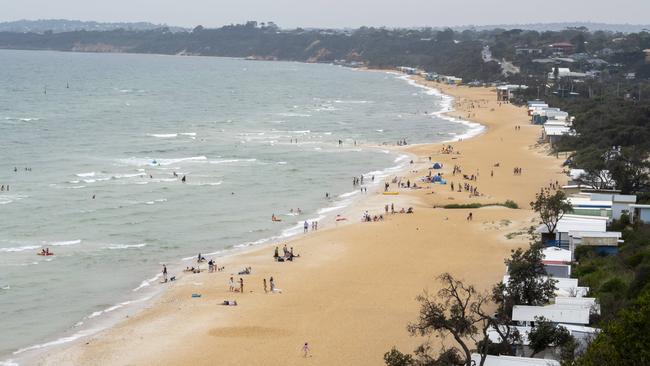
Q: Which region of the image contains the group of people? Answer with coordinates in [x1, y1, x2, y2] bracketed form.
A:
[513, 167, 523, 175]
[441, 145, 456, 154]
[274, 244, 299, 262]
[0, 185, 9, 191]
[396, 139, 408, 146]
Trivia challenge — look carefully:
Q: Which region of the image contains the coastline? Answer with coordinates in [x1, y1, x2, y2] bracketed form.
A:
[19, 71, 565, 366]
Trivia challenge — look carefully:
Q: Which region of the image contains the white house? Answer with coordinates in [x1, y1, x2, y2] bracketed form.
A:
[471, 354, 560, 366]
[537, 214, 608, 248]
[512, 304, 590, 325]
[629, 204, 650, 223]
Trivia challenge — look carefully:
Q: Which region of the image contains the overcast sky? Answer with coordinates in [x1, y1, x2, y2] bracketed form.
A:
[3, 0, 650, 28]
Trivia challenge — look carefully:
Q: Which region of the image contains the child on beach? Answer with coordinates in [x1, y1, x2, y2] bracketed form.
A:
[302, 342, 310, 358]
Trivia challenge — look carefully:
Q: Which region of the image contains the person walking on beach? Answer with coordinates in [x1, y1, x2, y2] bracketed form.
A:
[270, 277, 275, 292]
[302, 342, 311, 358]
[229, 276, 235, 292]
[263, 278, 268, 293]
[467, 212, 473, 221]
[162, 265, 168, 283]
[304, 221, 309, 233]
[239, 278, 244, 293]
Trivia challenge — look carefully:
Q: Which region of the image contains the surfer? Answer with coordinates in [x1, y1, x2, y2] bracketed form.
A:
[181, 175, 186, 183]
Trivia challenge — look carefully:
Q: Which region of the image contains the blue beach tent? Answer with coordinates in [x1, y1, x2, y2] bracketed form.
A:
[432, 162, 442, 169]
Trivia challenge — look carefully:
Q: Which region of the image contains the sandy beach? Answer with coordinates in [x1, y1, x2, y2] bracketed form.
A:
[34, 76, 567, 366]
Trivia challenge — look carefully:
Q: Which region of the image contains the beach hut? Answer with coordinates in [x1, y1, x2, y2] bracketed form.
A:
[432, 162, 442, 169]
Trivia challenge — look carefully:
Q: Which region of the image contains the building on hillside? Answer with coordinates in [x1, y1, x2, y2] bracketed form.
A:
[548, 67, 587, 79]
[568, 231, 622, 259]
[516, 48, 544, 56]
[537, 214, 608, 249]
[439, 75, 462, 85]
[541, 124, 573, 146]
[397, 66, 418, 75]
[644, 49, 650, 63]
[503, 275, 589, 297]
[471, 354, 560, 366]
[513, 304, 590, 326]
[549, 42, 574, 55]
[629, 204, 650, 223]
[496, 84, 528, 101]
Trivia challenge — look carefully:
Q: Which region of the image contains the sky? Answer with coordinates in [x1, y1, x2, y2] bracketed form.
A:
[2, 0, 650, 29]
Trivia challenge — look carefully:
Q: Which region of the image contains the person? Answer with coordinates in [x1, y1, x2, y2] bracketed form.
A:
[229, 277, 235, 292]
[270, 277, 275, 292]
[303, 221, 308, 233]
[274, 246, 279, 259]
[240, 278, 244, 293]
[263, 278, 268, 293]
[467, 212, 473, 221]
[181, 175, 186, 183]
[162, 265, 168, 283]
[302, 342, 310, 358]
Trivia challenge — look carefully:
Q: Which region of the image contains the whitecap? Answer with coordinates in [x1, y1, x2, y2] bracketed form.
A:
[0, 245, 41, 253]
[46, 239, 81, 247]
[147, 133, 178, 138]
[107, 243, 147, 250]
[76, 172, 95, 178]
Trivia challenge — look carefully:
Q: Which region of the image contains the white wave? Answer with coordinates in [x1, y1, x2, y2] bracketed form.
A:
[179, 132, 197, 136]
[134, 182, 149, 185]
[112, 172, 145, 179]
[276, 161, 287, 165]
[376, 129, 384, 132]
[64, 185, 86, 189]
[0, 359, 19, 366]
[277, 112, 311, 117]
[68, 180, 80, 184]
[147, 133, 178, 138]
[333, 100, 373, 104]
[0, 245, 41, 253]
[189, 181, 223, 186]
[0, 195, 28, 205]
[76, 172, 95, 178]
[13, 328, 101, 355]
[133, 276, 162, 292]
[82, 179, 96, 183]
[209, 158, 257, 164]
[107, 243, 147, 250]
[317, 205, 347, 215]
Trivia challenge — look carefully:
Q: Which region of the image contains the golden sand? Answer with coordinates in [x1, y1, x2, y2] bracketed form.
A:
[37, 77, 566, 365]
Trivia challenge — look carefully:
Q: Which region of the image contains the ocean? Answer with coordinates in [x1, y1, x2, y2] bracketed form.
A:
[0, 49, 480, 361]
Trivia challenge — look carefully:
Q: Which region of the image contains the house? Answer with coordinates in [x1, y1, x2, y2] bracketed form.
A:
[549, 42, 574, 55]
[516, 48, 544, 56]
[397, 66, 418, 75]
[543, 247, 572, 278]
[548, 67, 587, 79]
[537, 214, 608, 249]
[503, 275, 589, 297]
[568, 231, 622, 259]
[567, 195, 612, 218]
[439, 75, 462, 85]
[541, 124, 573, 146]
[497, 85, 528, 101]
[471, 354, 560, 366]
[629, 204, 650, 223]
[644, 49, 650, 63]
[512, 304, 590, 325]
[424, 72, 439, 81]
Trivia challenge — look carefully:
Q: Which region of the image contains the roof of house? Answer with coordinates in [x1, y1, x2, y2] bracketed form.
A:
[513, 304, 591, 324]
[630, 204, 650, 209]
[543, 247, 572, 263]
[537, 214, 608, 234]
[471, 354, 560, 366]
[543, 125, 572, 136]
[569, 231, 622, 239]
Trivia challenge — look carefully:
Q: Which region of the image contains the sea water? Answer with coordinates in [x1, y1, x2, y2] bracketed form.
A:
[0, 49, 477, 359]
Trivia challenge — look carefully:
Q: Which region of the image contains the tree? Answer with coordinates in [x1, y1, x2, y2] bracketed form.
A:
[571, 147, 616, 189]
[576, 290, 650, 365]
[489, 243, 556, 358]
[607, 147, 650, 194]
[385, 274, 492, 366]
[527, 317, 576, 361]
[530, 188, 573, 235]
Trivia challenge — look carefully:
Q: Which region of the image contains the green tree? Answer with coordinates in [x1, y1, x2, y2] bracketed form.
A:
[530, 188, 573, 235]
[576, 290, 650, 365]
[527, 317, 576, 361]
[607, 147, 650, 194]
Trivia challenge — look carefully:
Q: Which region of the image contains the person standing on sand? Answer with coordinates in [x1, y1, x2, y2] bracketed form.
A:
[263, 278, 267, 293]
[162, 265, 167, 283]
[302, 342, 310, 357]
[240, 278, 244, 293]
[229, 277, 235, 292]
[304, 221, 309, 233]
[270, 277, 275, 292]
[467, 212, 473, 221]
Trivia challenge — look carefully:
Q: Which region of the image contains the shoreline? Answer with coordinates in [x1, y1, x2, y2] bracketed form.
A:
[21, 70, 565, 365]
[3, 69, 460, 365]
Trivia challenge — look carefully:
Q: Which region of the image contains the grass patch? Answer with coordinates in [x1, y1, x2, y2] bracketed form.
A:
[443, 200, 519, 209]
